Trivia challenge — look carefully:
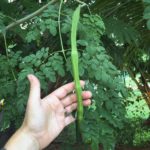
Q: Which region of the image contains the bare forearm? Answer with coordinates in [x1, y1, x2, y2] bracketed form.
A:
[4, 127, 40, 150]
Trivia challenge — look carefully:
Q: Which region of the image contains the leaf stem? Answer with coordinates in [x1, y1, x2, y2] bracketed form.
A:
[75, 0, 92, 15]
[58, 0, 67, 61]
[3, 33, 17, 81]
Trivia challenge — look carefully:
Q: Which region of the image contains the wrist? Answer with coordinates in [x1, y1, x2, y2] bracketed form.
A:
[5, 127, 40, 150]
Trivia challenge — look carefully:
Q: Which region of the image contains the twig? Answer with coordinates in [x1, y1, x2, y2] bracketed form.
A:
[75, 0, 92, 14]
[5, 0, 57, 31]
[3, 33, 17, 81]
[58, 0, 67, 61]
[75, 0, 85, 5]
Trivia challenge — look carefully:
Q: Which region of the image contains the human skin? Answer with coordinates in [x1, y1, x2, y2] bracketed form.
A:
[4, 74, 92, 150]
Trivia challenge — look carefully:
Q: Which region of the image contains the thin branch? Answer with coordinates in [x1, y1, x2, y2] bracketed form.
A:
[75, 0, 92, 15]
[3, 33, 17, 81]
[126, 66, 150, 105]
[58, 0, 67, 61]
[5, 0, 57, 31]
[5, 15, 16, 22]
[75, 0, 85, 5]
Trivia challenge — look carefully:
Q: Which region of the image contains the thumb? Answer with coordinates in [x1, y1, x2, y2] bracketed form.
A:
[27, 74, 41, 106]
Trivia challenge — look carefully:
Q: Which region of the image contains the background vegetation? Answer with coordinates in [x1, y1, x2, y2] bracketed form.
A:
[0, 0, 150, 149]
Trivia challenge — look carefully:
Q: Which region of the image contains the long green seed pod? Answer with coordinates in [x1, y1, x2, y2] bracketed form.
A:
[71, 6, 83, 141]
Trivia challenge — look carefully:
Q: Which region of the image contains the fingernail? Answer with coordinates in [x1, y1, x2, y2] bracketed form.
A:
[89, 91, 92, 97]
[27, 74, 33, 81]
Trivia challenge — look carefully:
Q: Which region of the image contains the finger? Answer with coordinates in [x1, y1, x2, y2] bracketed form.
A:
[61, 91, 92, 107]
[50, 80, 85, 99]
[65, 99, 91, 113]
[27, 74, 41, 106]
[65, 115, 75, 126]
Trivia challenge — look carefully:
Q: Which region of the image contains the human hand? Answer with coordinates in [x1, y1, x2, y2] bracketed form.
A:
[20, 74, 92, 149]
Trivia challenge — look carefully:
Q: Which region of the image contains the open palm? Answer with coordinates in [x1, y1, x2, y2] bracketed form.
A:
[22, 75, 92, 149]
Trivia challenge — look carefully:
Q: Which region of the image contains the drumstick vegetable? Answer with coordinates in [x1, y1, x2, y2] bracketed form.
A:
[71, 5, 83, 141]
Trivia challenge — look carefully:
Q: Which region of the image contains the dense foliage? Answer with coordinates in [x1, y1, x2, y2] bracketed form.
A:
[0, 0, 149, 149]
[92, 0, 150, 106]
[0, 1, 129, 149]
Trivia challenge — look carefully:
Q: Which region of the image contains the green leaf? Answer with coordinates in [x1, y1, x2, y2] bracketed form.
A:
[61, 22, 71, 33]
[23, 55, 35, 63]
[18, 68, 34, 80]
[34, 60, 41, 67]
[144, 0, 150, 4]
[143, 6, 150, 19]
[86, 45, 97, 55]
[42, 67, 56, 82]
[91, 140, 99, 150]
[26, 28, 40, 42]
[105, 101, 113, 111]
[57, 67, 65, 77]
[77, 40, 88, 46]
[49, 25, 57, 36]
[146, 19, 150, 30]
